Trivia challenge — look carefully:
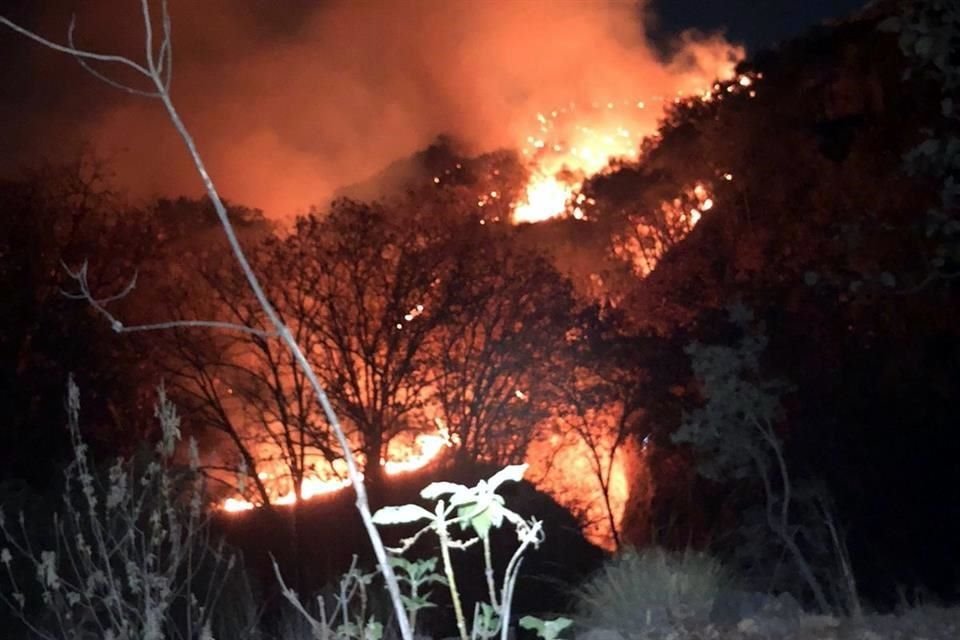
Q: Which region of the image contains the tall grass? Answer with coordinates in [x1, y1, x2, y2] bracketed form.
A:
[0, 378, 241, 640]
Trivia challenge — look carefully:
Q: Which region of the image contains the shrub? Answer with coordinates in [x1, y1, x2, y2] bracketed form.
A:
[573, 547, 727, 633]
[0, 377, 240, 640]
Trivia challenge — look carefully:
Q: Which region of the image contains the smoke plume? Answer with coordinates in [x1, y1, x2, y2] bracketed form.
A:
[1, 0, 743, 217]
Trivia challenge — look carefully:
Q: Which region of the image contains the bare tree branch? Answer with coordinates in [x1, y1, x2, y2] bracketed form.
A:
[0, 16, 152, 78]
[0, 6, 413, 638]
[66, 17, 160, 97]
[60, 259, 277, 338]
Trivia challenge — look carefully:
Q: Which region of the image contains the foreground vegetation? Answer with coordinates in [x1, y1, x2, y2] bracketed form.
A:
[0, 390, 960, 640]
[2, 393, 959, 639]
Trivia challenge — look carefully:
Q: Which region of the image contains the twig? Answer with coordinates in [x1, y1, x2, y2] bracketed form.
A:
[0, 16, 152, 78]
[60, 259, 278, 339]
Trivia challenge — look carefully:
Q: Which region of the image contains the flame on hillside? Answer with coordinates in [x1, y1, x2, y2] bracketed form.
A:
[219, 64, 761, 547]
[220, 412, 642, 550]
[221, 432, 453, 513]
[526, 425, 635, 550]
[613, 177, 728, 277]
[510, 72, 759, 225]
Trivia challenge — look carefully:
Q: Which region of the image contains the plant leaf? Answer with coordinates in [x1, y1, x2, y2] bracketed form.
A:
[520, 616, 573, 640]
[420, 481, 468, 500]
[467, 509, 493, 539]
[486, 464, 528, 491]
[371, 504, 434, 525]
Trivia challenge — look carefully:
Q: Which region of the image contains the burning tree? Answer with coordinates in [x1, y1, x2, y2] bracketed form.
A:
[532, 307, 666, 551]
[157, 193, 578, 509]
[276, 201, 465, 496]
[432, 223, 575, 466]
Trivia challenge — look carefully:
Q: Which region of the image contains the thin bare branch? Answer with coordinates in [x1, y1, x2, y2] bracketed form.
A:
[60, 260, 277, 338]
[141, 0, 154, 72]
[66, 17, 160, 97]
[0, 15, 151, 77]
[157, 3, 173, 89]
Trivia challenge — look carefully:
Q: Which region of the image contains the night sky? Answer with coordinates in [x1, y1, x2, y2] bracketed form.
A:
[652, 0, 871, 51]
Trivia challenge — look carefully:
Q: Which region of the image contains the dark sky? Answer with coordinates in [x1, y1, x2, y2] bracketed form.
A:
[651, 0, 870, 51]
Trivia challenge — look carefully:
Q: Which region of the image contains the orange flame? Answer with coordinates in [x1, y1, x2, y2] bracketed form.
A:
[510, 72, 759, 225]
[221, 432, 453, 512]
[526, 421, 635, 551]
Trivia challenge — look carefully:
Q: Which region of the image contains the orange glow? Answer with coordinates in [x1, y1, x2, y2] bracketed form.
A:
[222, 497, 256, 513]
[222, 72, 761, 516]
[223, 418, 642, 552]
[508, 73, 757, 225]
[511, 100, 649, 224]
[383, 433, 450, 474]
[611, 179, 722, 276]
[526, 419, 634, 551]
[221, 432, 453, 512]
[221, 75, 759, 516]
[513, 174, 573, 224]
[223, 73, 761, 517]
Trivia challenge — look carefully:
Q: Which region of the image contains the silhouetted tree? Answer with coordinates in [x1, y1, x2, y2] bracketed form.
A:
[431, 223, 575, 466]
[161, 195, 577, 505]
[0, 159, 152, 486]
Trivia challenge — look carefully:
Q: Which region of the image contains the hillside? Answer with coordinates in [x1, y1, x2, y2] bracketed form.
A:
[567, 6, 958, 607]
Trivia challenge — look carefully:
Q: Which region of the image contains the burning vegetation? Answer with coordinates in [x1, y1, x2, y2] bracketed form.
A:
[208, 66, 762, 550]
[3, 1, 960, 632]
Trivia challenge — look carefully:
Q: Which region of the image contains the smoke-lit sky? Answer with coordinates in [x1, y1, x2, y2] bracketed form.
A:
[0, 1, 867, 217]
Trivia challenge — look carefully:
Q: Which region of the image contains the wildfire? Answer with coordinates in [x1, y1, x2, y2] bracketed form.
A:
[222, 71, 762, 526]
[513, 173, 572, 224]
[221, 432, 453, 512]
[511, 100, 647, 224]
[509, 72, 759, 224]
[526, 420, 641, 551]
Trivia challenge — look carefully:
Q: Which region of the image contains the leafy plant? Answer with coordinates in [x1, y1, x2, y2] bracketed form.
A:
[880, 1, 960, 289]
[672, 304, 859, 616]
[274, 464, 568, 640]
[388, 557, 446, 634]
[274, 555, 385, 640]
[370, 464, 545, 640]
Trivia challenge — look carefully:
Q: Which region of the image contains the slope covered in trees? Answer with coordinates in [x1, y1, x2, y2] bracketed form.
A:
[554, 4, 959, 606]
